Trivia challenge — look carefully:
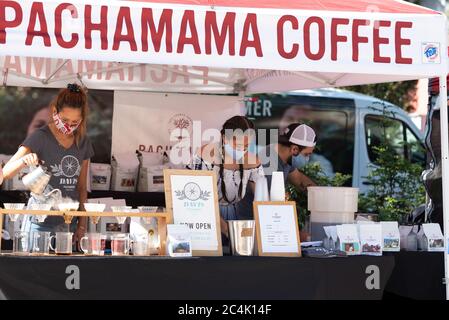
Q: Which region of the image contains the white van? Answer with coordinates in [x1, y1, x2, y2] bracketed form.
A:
[246, 88, 425, 194]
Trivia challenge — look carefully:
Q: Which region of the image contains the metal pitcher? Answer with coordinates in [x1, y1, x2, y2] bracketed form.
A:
[22, 165, 51, 195]
[228, 220, 256, 256]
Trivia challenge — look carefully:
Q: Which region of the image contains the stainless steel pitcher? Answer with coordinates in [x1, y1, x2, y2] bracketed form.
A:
[22, 165, 51, 195]
[228, 220, 256, 256]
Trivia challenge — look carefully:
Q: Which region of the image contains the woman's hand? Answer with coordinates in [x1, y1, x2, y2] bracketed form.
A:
[20, 153, 40, 167]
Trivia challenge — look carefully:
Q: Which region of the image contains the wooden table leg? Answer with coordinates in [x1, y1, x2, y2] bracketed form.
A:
[158, 217, 167, 256]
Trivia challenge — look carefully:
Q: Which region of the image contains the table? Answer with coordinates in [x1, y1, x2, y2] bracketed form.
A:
[0, 255, 394, 300]
[384, 252, 445, 300]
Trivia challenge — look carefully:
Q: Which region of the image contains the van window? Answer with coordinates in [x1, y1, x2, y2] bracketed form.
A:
[365, 115, 425, 166]
[406, 127, 426, 165]
[247, 95, 355, 178]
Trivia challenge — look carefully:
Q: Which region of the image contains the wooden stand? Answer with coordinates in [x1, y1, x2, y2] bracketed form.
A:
[0, 209, 169, 256]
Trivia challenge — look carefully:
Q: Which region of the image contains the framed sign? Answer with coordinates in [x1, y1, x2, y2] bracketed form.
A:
[164, 169, 222, 256]
[253, 201, 301, 257]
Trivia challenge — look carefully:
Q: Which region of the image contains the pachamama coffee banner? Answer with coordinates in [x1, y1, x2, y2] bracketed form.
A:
[0, 0, 446, 76]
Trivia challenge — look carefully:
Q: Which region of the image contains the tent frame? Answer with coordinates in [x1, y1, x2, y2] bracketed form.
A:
[438, 73, 449, 298]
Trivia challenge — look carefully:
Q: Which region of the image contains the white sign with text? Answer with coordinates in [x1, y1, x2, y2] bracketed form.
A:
[170, 174, 219, 252]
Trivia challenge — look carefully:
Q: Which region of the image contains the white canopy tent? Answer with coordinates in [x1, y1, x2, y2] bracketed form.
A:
[0, 0, 448, 297]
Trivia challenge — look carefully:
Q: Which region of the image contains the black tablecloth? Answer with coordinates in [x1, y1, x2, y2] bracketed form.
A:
[384, 252, 446, 300]
[1, 192, 446, 300]
[0, 255, 394, 300]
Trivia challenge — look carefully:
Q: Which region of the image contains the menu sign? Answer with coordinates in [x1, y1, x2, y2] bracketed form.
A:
[253, 202, 301, 257]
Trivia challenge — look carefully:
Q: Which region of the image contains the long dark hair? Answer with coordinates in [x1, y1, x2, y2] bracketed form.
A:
[219, 116, 255, 204]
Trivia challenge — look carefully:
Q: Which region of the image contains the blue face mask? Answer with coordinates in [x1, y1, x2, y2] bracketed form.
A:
[248, 141, 258, 154]
[292, 154, 310, 169]
[224, 143, 246, 161]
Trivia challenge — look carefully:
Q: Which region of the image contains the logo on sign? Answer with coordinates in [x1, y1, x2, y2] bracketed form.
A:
[175, 182, 211, 202]
[168, 114, 193, 145]
[422, 42, 441, 64]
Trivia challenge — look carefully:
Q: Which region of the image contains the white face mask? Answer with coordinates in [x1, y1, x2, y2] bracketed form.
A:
[224, 143, 246, 161]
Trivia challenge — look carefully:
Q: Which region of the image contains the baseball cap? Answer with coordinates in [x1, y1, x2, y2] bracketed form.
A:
[280, 123, 316, 147]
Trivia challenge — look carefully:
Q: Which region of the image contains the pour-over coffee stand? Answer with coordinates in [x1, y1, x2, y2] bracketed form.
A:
[0, 209, 170, 256]
[0, 0, 448, 300]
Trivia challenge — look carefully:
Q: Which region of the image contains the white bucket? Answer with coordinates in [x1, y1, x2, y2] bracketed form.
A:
[310, 211, 356, 224]
[308, 186, 358, 213]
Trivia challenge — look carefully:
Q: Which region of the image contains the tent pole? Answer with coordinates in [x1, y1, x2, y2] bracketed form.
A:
[43, 60, 69, 84]
[7, 70, 43, 83]
[2, 68, 8, 87]
[45, 63, 140, 84]
[438, 74, 449, 300]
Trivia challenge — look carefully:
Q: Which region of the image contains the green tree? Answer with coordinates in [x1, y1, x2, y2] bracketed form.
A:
[344, 80, 418, 111]
[357, 103, 426, 222]
[358, 145, 426, 222]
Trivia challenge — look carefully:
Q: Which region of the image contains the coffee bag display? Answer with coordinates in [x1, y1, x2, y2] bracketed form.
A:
[421, 223, 445, 252]
[167, 224, 192, 257]
[358, 223, 382, 256]
[323, 225, 338, 250]
[137, 152, 166, 192]
[381, 221, 401, 252]
[90, 163, 112, 191]
[336, 224, 360, 255]
[138, 166, 169, 192]
[111, 154, 140, 192]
